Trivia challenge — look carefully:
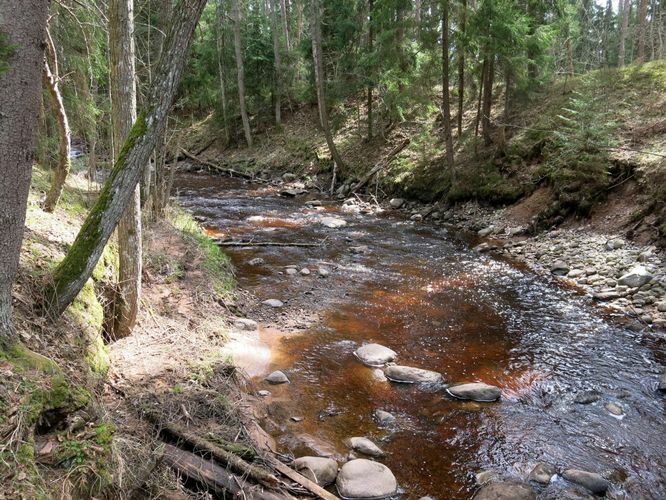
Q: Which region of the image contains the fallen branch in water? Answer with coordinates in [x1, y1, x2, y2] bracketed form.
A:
[181, 148, 255, 179]
[265, 455, 340, 500]
[214, 240, 323, 248]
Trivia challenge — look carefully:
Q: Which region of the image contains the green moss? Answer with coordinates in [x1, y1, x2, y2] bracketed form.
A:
[0, 342, 60, 375]
[17, 442, 35, 465]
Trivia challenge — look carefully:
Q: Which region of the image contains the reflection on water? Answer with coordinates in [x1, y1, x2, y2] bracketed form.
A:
[175, 173, 666, 499]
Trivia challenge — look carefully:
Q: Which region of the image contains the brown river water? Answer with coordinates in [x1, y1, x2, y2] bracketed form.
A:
[175, 173, 666, 499]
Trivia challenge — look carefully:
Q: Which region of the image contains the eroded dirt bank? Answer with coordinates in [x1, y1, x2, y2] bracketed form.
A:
[175, 171, 666, 499]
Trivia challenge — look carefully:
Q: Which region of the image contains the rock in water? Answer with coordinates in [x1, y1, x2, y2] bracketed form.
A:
[262, 299, 284, 308]
[551, 261, 570, 276]
[605, 402, 624, 416]
[659, 373, 666, 392]
[446, 383, 501, 402]
[292, 456, 338, 486]
[349, 437, 385, 457]
[265, 371, 289, 384]
[374, 409, 396, 426]
[475, 481, 536, 500]
[574, 390, 600, 404]
[320, 217, 347, 229]
[561, 469, 609, 495]
[528, 463, 557, 484]
[248, 257, 265, 266]
[384, 365, 443, 385]
[336, 459, 397, 499]
[354, 343, 397, 367]
[618, 265, 653, 288]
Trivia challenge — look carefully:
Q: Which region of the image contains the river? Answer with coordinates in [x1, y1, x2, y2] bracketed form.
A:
[175, 172, 665, 499]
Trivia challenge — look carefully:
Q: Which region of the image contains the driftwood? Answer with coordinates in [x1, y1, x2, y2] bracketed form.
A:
[145, 412, 280, 489]
[350, 138, 410, 193]
[181, 148, 255, 179]
[265, 456, 340, 500]
[215, 240, 322, 248]
[163, 444, 287, 500]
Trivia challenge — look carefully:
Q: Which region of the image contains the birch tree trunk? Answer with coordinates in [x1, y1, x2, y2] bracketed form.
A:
[270, 0, 282, 125]
[232, 0, 253, 147]
[109, 0, 141, 339]
[42, 58, 72, 213]
[47, 0, 208, 317]
[311, 0, 346, 170]
[441, 0, 454, 171]
[0, 0, 50, 342]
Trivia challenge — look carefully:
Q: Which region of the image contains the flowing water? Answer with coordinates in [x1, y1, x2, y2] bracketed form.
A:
[175, 173, 666, 499]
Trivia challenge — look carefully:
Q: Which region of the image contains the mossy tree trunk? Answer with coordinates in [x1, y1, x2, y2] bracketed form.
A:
[46, 0, 208, 318]
[311, 0, 346, 171]
[42, 56, 72, 213]
[0, 0, 50, 342]
[232, 0, 253, 147]
[109, 0, 141, 339]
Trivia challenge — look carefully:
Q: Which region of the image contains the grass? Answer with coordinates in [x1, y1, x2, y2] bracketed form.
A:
[168, 207, 235, 299]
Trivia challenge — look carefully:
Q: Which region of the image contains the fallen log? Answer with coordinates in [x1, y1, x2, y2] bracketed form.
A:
[181, 148, 255, 179]
[145, 412, 280, 489]
[350, 138, 410, 193]
[163, 444, 287, 500]
[215, 240, 322, 248]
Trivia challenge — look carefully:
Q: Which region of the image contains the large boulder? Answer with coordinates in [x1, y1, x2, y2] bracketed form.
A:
[292, 456, 338, 486]
[561, 469, 609, 495]
[618, 266, 653, 288]
[354, 344, 397, 367]
[474, 481, 536, 500]
[336, 459, 397, 499]
[349, 437, 385, 457]
[384, 365, 443, 385]
[447, 383, 501, 402]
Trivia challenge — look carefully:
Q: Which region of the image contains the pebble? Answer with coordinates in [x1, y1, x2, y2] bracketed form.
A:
[262, 299, 284, 307]
[233, 318, 258, 331]
[318, 266, 330, 277]
[257, 390, 271, 397]
[574, 391, 601, 404]
[320, 217, 347, 228]
[300, 268, 311, 275]
[374, 409, 396, 426]
[286, 268, 298, 275]
[248, 257, 265, 266]
[389, 198, 404, 208]
[606, 402, 624, 416]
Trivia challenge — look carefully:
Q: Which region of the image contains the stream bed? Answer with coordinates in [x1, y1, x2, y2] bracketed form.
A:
[175, 173, 665, 499]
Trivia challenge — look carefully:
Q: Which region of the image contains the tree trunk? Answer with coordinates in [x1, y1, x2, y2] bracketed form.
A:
[232, 0, 253, 147]
[215, 0, 230, 143]
[270, 0, 282, 125]
[311, 0, 346, 170]
[474, 59, 485, 140]
[457, 0, 466, 138]
[109, 0, 141, 339]
[637, 0, 649, 62]
[441, 0, 454, 171]
[280, 0, 291, 52]
[367, 0, 374, 141]
[0, 0, 50, 342]
[42, 58, 72, 213]
[46, 0, 208, 317]
[618, 0, 630, 66]
[481, 54, 494, 145]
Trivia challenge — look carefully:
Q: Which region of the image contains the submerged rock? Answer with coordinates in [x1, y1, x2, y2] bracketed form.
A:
[293, 456, 338, 486]
[474, 481, 536, 500]
[561, 469, 609, 495]
[336, 459, 397, 499]
[551, 261, 570, 276]
[384, 365, 443, 385]
[574, 390, 601, 404]
[354, 343, 397, 367]
[374, 409, 396, 427]
[447, 383, 501, 402]
[265, 371, 290, 384]
[528, 462, 557, 484]
[659, 372, 666, 392]
[349, 437, 385, 457]
[248, 257, 265, 266]
[605, 402, 624, 416]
